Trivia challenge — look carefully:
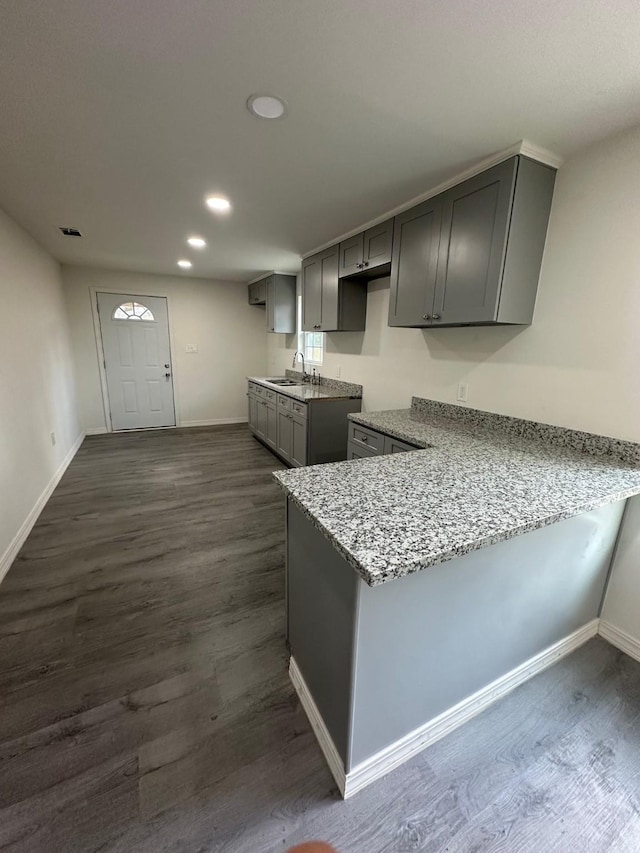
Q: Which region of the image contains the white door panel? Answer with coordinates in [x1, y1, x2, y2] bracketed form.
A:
[98, 292, 176, 430]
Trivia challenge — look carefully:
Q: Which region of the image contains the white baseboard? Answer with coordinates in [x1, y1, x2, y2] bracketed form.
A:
[598, 620, 640, 664]
[291, 619, 599, 799]
[84, 427, 108, 435]
[344, 618, 599, 797]
[289, 657, 347, 796]
[0, 430, 85, 585]
[179, 417, 248, 428]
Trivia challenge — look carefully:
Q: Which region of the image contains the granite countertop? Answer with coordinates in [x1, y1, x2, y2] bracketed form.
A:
[273, 400, 640, 587]
[248, 375, 362, 403]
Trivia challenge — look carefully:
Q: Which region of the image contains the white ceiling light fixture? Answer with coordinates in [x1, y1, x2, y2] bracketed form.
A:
[177, 259, 192, 269]
[247, 94, 287, 120]
[187, 236, 206, 248]
[205, 195, 231, 212]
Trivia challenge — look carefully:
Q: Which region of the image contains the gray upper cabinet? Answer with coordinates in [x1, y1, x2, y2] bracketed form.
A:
[248, 273, 296, 333]
[247, 279, 266, 305]
[338, 219, 394, 280]
[301, 246, 367, 332]
[432, 158, 516, 326]
[388, 155, 556, 328]
[388, 196, 443, 327]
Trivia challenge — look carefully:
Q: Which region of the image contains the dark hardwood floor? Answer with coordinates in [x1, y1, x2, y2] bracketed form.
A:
[1, 425, 639, 852]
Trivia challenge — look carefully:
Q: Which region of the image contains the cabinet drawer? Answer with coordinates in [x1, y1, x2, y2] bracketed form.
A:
[348, 423, 384, 454]
[254, 384, 265, 397]
[291, 401, 307, 418]
[264, 389, 276, 403]
[347, 441, 379, 460]
[383, 435, 420, 454]
[277, 393, 292, 411]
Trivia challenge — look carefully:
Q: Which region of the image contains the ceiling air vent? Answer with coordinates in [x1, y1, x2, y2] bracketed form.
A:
[59, 227, 82, 237]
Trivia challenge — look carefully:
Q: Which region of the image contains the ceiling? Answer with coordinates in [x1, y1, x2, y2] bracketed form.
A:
[1, 0, 639, 282]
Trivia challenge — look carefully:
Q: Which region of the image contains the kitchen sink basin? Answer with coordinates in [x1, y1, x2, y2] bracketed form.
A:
[265, 378, 299, 386]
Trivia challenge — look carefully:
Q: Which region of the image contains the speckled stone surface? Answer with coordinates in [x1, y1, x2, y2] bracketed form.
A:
[247, 375, 361, 402]
[409, 397, 640, 464]
[274, 402, 640, 587]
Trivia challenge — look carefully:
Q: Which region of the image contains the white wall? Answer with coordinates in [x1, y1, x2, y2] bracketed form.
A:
[270, 124, 640, 442]
[0, 207, 81, 578]
[62, 266, 268, 432]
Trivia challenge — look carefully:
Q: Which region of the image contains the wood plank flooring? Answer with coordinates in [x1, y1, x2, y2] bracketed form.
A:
[1, 425, 639, 852]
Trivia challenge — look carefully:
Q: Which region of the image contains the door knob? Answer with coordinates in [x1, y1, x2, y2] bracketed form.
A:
[423, 314, 431, 321]
[164, 372, 171, 378]
[432, 313, 441, 320]
[164, 363, 170, 368]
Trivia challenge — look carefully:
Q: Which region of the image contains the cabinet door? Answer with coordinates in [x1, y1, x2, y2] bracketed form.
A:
[301, 255, 321, 331]
[290, 413, 307, 467]
[388, 196, 443, 327]
[276, 408, 292, 462]
[255, 400, 268, 440]
[363, 219, 393, 271]
[432, 157, 517, 325]
[339, 233, 364, 277]
[347, 441, 378, 460]
[266, 402, 277, 449]
[383, 435, 419, 454]
[318, 246, 340, 331]
[248, 392, 257, 432]
[248, 280, 266, 305]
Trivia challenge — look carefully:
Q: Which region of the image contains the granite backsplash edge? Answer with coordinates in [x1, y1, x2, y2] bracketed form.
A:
[410, 397, 640, 465]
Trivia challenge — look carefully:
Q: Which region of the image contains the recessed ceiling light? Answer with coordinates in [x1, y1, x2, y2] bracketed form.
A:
[177, 259, 192, 269]
[206, 196, 231, 212]
[187, 236, 206, 248]
[247, 94, 287, 120]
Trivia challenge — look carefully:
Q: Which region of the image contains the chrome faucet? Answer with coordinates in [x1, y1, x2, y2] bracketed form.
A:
[292, 351, 310, 383]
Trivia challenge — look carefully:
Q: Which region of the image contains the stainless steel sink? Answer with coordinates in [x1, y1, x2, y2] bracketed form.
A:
[265, 378, 299, 386]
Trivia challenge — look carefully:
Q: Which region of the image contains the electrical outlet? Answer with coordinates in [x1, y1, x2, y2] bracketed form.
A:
[336, 365, 342, 378]
[185, 344, 198, 353]
[456, 383, 468, 403]
[50, 432, 56, 446]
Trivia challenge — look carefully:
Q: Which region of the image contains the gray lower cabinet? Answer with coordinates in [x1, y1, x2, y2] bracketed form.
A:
[302, 246, 367, 332]
[389, 155, 556, 328]
[248, 273, 296, 333]
[339, 219, 394, 280]
[347, 422, 420, 459]
[275, 395, 293, 462]
[248, 381, 361, 465]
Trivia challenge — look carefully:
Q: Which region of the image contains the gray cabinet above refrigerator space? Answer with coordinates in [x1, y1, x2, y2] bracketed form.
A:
[247, 273, 296, 333]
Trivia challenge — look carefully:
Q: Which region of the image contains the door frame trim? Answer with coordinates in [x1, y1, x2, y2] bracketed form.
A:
[91, 287, 180, 432]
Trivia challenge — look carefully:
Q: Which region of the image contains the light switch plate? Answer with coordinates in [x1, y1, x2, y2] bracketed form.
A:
[185, 344, 198, 353]
[457, 383, 468, 402]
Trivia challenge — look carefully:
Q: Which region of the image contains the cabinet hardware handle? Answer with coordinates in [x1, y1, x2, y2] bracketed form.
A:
[363, 261, 369, 267]
[361, 435, 368, 442]
[423, 314, 431, 321]
[356, 263, 363, 269]
[432, 313, 441, 320]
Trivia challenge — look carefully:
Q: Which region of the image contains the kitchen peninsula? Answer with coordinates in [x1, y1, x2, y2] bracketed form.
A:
[274, 398, 640, 797]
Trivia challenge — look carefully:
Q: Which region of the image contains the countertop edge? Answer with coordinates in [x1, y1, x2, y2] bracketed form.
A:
[273, 467, 640, 587]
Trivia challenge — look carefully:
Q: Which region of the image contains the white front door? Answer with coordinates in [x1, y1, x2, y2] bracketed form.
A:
[97, 292, 176, 430]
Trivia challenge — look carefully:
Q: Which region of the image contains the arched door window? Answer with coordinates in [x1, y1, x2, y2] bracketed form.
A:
[112, 301, 155, 321]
